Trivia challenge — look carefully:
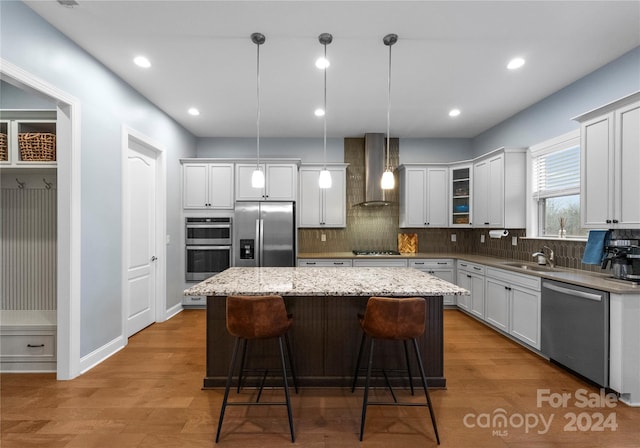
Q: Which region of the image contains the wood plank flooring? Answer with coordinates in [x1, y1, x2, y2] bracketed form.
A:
[2, 309, 639, 447]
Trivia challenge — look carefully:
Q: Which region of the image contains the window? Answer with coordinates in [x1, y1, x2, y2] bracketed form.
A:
[528, 131, 587, 238]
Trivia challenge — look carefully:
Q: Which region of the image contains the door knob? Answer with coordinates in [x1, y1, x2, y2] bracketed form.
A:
[151, 256, 158, 262]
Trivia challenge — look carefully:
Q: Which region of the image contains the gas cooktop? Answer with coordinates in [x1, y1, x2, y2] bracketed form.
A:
[352, 250, 401, 256]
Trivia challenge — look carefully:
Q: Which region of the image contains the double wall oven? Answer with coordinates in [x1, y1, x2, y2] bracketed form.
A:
[185, 217, 232, 281]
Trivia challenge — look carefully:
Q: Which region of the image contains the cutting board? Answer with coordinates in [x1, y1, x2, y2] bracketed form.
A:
[398, 233, 418, 254]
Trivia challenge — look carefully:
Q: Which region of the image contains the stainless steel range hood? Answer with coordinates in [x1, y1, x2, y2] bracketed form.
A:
[355, 133, 393, 207]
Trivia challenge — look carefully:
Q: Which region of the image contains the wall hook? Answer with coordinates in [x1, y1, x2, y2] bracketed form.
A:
[15, 178, 25, 189]
[42, 178, 53, 190]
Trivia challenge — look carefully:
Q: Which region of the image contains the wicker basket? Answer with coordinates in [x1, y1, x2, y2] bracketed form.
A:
[19, 132, 56, 161]
[0, 133, 7, 161]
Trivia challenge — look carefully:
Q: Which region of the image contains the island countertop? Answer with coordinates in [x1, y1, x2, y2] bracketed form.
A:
[184, 266, 469, 297]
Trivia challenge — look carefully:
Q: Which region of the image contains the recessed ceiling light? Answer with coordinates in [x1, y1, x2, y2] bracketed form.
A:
[314, 108, 325, 117]
[315, 57, 330, 69]
[188, 108, 200, 116]
[449, 109, 461, 117]
[507, 57, 525, 70]
[134, 56, 151, 68]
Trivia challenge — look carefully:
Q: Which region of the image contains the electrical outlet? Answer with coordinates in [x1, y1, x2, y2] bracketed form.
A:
[321, 233, 326, 242]
[512, 236, 518, 246]
[451, 234, 457, 242]
[480, 234, 485, 243]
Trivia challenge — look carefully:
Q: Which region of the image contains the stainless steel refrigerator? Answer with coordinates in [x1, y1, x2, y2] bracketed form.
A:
[233, 201, 296, 267]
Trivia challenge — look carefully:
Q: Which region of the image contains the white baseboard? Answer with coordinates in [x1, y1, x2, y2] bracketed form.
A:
[79, 335, 125, 375]
[165, 303, 183, 321]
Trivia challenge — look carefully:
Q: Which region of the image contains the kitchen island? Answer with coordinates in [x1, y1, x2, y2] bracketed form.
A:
[185, 267, 468, 388]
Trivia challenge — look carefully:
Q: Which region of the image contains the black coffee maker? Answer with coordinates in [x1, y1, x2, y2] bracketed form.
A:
[602, 240, 640, 282]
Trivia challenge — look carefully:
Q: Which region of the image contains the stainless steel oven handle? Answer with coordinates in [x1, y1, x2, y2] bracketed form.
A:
[186, 224, 231, 229]
[186, 245, 232, 250]
[542, 281, 603, 301]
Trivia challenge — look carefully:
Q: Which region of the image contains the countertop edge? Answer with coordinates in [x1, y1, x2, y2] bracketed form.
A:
[297, 252, 639, 294]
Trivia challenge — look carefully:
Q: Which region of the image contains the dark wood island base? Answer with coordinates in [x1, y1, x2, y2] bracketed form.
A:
[204, 294, 445, 389]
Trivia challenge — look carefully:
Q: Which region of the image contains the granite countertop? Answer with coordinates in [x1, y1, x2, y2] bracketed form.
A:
[184, 267, 469, 297]
[297, 252, 639, 294]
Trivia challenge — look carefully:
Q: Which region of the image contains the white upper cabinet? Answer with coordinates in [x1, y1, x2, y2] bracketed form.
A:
[0, 112, 57, 169]
[575, 92, 640, 228]
[236, 163, 298, 201]
[182, 162, 234, 209]
[399, 165, 449, 228]
[472, 148, 526, 228]
[298, 165, 347, 228]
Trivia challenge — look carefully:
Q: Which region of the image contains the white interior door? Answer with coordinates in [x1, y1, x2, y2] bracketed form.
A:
[125, 138, 158, 337]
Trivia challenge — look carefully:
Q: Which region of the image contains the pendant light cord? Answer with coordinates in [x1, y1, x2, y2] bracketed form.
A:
[256, 40, 261, 169]
[386, 40, 392, 171]
[323, 42, 327, 170]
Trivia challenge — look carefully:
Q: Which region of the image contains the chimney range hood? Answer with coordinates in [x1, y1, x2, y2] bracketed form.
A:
[355, 133, 394, 207]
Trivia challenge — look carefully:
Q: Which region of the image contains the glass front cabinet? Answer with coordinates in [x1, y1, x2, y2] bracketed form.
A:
[450, 164, 472, 227]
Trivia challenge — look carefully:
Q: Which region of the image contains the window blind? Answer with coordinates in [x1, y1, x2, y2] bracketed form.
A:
[532, 145, 580, 199]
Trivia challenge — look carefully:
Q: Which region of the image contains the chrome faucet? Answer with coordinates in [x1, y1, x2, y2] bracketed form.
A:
[532, 246, 555, 268]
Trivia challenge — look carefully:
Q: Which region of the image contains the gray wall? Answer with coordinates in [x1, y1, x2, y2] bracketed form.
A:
[1, 1, 197, 358]
[472, 47, 640, 156]
[1, 80, 56, 108]
[197, 137, 344, 163]
[399, 138, 473, 164]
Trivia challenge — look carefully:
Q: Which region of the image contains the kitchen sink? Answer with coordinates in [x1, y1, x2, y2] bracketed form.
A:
[501, 262, 555, 272]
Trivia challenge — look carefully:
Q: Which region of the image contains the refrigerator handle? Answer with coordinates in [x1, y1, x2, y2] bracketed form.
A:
[258, 218, 264, 265]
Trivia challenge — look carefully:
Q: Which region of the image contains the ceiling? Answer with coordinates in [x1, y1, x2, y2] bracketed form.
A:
[24, 1, 640, 139]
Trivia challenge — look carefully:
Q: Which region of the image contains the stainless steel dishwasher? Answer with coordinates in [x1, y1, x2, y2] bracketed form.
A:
[541, 280, 609, 387]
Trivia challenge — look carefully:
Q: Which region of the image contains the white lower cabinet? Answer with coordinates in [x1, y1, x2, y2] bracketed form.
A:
[410, 259, 456, 305]
[298, 259, 353, 267]
[485, 267, 541, 349]
[609, 293, 640, 405]
[0, 311, 57, 372]
[456, 261, 485, 318]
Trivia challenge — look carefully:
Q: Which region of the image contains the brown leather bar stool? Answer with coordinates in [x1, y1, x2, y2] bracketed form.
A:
[215, 295, 297, 443]
[353, 296, 440, 444]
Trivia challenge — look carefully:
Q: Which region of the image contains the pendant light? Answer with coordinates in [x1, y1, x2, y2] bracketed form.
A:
[318, 33, 333, 189]
[381, 33, 398, 190]
[251, 32, 265, 189]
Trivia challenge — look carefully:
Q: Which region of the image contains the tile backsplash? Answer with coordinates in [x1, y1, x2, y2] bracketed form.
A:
[298, 138, 640, 273]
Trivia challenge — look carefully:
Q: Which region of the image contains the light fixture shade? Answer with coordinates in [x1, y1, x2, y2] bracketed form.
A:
[381, 169, 395, 190]
[251, 169, 265, 189]
[319, 169, 332, 189]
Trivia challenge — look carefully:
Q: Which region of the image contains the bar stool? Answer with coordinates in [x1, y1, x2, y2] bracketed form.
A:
[352, 296, 440, 444]
[215, 295, 297, 443]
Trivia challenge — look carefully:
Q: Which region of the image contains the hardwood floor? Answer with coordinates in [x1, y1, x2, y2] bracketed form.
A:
[2, 309, 639, 447]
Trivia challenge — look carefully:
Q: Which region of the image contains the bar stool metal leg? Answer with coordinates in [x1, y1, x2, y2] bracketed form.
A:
[351, 332, 366, 393]
[278, 336, 296, 443]
[359, 338, 375, 441]
[403, 340, 415, 395]
[236, 338, 248, 393]
[412, 338, 440, 444]
[216, 337, 241, 443]
[284, 333, 299, 394]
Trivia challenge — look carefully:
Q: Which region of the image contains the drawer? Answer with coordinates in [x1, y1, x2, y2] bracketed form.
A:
[298, 259, 353, 267]
[410, 259, 454, 269]
[353, 259, 408, 268]
[0, 333, 56, 360]
[457, 260, 485, 275]
[183, 295, 206, 306]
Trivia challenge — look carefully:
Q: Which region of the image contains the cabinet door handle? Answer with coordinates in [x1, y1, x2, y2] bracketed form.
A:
[27, 344, 45, 348]
[414, 262, 425, 265]
[467, 274, 472, 278]
[306, 262, 316, 265]
[606, 219, 612, 224]
[473, 266, 482, 271]
[484, 222, 490, 225]
[613, 219, 619, 224]
[334, 262, 344, 265]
